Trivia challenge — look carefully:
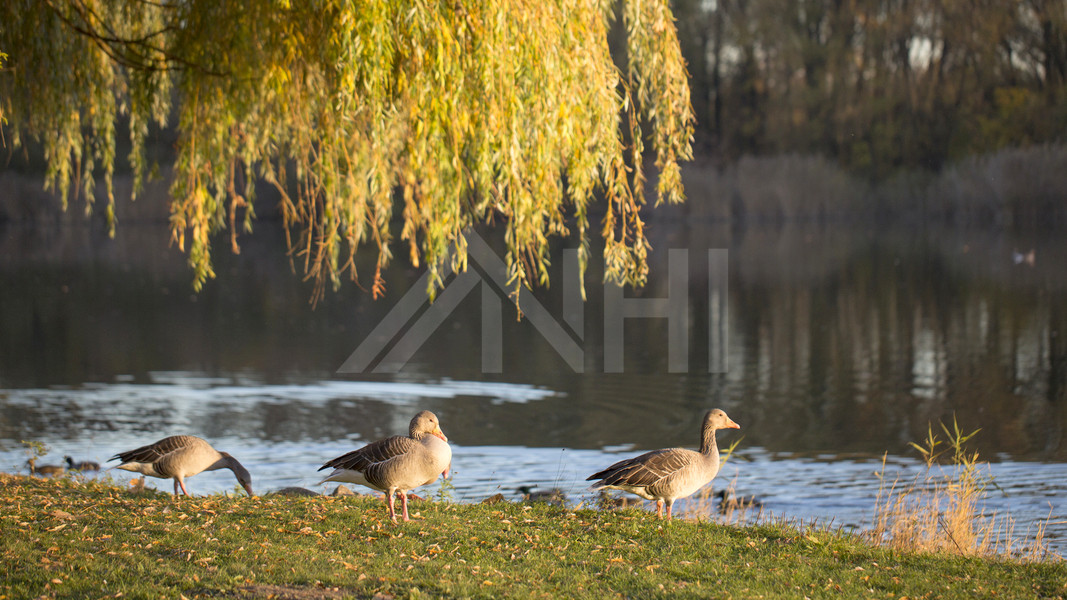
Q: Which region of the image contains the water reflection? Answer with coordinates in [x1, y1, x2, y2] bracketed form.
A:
[1, 216, 1065, 552]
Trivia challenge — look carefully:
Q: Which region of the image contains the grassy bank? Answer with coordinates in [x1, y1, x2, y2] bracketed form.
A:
[2, 474, 1064, 599]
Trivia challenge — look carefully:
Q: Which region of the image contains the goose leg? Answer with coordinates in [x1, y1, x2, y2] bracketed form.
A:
[385, 491, 398, 523]
[173, 479, 180, 496]
[400, 490, 411, 522]
[656, 500, 664, 518]
[665, 501, 674, 520]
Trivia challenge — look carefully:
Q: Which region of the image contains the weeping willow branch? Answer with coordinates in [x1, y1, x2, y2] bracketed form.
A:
[0, 0, 694, 303]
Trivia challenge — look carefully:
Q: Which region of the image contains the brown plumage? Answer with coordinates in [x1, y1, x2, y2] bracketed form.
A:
[587, 409, 740, 520]
[318, 410, 451, 522]
[27, 458, 65, 477]
[110, 435, 254, 497]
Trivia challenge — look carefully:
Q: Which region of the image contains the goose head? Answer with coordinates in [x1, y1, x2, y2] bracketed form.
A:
[220, 452, 254, 496]
[705, 409, 740, 431]
[410, 410, 448, 442]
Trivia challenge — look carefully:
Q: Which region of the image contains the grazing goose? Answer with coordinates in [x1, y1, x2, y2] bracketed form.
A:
[65, 456, 101, 471]
[27, 458, 65, 477]
[318, 410, 451, 523]
[586, 408, 740, 520]
[110, 435, 254, 497]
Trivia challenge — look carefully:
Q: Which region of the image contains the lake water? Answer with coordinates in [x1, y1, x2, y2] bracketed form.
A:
[1, 209, 1065, 556]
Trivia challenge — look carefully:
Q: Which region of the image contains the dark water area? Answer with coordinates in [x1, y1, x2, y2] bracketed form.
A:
[1, 204, 1065, 553]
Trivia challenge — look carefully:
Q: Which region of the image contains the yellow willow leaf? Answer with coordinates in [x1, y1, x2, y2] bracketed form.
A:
[1, 0, 692, 301]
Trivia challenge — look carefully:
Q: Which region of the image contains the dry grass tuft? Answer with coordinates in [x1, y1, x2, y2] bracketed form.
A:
[871, 417, 1057, 562]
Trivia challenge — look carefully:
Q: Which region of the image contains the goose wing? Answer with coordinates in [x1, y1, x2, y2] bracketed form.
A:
[319, 436, 421, 472]
[110, 435, 200, 464]
[587, 448, 698, 489]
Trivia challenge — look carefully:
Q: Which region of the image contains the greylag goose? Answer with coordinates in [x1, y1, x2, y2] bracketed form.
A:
[110, 435, 254, 497]
[318, 410, 451, 522]
[27, 458, 65, 477]
[65, 456, 101, 471]
[586, 408, 740, 520]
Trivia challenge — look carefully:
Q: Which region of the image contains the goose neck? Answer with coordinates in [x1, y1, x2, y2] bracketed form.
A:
[700, 427, 719, 456]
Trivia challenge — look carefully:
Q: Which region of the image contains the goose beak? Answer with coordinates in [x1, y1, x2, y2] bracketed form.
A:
[433, 428, 448, 442]
[727, 418, 741, 429]
[242, 483, 255, 497]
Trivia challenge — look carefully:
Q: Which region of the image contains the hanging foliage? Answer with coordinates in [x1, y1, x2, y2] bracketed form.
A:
[0, 0, 693, 301]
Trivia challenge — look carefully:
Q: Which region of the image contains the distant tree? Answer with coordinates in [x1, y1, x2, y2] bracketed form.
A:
[681, 0, 1067, 178]
[0, 1, 694, 302]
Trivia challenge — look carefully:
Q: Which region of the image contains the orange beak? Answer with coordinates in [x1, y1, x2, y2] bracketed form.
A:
[727, 418, 741, 429]
[436, 427, 450, 478]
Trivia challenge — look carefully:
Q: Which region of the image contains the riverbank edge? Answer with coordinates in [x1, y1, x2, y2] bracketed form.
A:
[2, 473, 1064, 599]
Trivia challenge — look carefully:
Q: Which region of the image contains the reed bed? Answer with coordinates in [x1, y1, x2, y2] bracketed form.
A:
[871, 417, 1056, 562]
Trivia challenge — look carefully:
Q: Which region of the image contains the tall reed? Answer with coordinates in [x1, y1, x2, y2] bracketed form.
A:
[872, 417, 1054, 561]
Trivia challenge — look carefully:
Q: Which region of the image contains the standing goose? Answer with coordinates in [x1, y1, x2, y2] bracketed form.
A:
[586, 408, 740, 520]
[110, 435, 254, 497]
[318, 410, 451, 523]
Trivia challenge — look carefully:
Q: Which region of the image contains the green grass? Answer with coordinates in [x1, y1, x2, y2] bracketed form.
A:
[2, 474, 1065, 599]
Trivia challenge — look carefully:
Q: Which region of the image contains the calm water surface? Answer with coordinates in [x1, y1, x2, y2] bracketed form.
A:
[1, 213, 1065, 555]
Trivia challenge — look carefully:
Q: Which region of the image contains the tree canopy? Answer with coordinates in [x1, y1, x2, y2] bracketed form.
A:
[674, 0, 1067, 178]
[0, 1, 694, 301]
